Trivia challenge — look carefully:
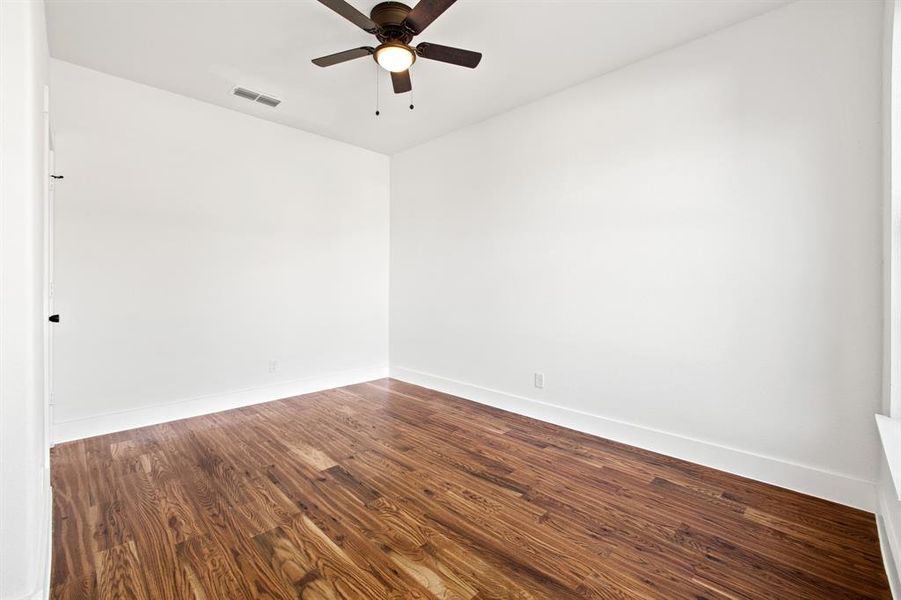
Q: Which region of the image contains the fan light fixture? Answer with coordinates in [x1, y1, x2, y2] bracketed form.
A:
[311, 0, 482, 97]
[375, 43, 415, 73]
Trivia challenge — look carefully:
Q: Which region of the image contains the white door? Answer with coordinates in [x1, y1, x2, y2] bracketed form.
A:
[43, 85, 56, 455]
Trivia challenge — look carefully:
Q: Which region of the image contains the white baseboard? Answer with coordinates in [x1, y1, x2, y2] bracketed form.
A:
[41, 477, 52, 600]
[390, 366, 877, 512]
[7, 586, 48, 600]
[52, 365, 388, 443]
[4, 478, 53, 600]
[878, 483, 901, 598]
[5, 588, 46, 600]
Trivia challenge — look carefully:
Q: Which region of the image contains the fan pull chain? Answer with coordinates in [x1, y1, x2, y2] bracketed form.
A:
[375, 64, 381, 116]
[409, 87, 414, 110]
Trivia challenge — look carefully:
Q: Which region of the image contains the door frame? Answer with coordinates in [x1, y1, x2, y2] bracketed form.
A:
[43, 83, 55, 455]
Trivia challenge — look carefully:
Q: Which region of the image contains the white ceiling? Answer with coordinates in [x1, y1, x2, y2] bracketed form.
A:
[46, 0, 788, 154]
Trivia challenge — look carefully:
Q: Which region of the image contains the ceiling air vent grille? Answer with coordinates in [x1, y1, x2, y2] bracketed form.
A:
[256, 94, 281, 108]
[232, 86, 282, 108]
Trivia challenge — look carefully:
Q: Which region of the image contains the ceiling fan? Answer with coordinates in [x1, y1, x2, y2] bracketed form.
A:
[311, 0, 482, 94]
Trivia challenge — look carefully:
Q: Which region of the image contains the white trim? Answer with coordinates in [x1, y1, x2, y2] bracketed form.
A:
[7, 586, 48, 600]
[5, 588, 46, 600]
[878, 516, 901, 600]
[39, 480, 52, 600]
[889, 0, 901, 421]
[52, 365, 388, 443]
[391, 366, 878, 512]
[878, 485, 901, 599]
[878, 414, 901, 501]
[4, 479, 53, 600]
[42, 83, 52, 461]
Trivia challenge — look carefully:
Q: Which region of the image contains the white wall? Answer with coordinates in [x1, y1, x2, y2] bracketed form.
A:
[881, 0, 901, 589]
[391, 0, 885, 509]
[0, 1, 51, 598]
[50, 60, 389, 441]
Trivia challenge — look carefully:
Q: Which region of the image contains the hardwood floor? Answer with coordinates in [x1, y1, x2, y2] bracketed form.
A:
[50, 379, 891, 599]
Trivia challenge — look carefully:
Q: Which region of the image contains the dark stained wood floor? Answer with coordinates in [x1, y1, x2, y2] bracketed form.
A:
[50, 379, 891, 599]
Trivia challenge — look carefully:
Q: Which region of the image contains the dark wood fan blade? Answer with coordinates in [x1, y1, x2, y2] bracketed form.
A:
[404, 0, 457, 35]
[312, 47, 374, 67]
[416, 43, 481, 68]
[391, 70, 412, 94]
[316, 0, 378, 32]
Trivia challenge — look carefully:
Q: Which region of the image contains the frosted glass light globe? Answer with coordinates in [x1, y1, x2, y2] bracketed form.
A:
[375, 44, 415, 72]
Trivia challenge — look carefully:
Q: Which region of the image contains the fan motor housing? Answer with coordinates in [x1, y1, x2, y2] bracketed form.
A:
[371, 1, 414, 43]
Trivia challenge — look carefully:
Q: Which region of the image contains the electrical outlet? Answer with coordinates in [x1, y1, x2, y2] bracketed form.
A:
[534, 372, 545, 389]
[268, 360, 279, 373]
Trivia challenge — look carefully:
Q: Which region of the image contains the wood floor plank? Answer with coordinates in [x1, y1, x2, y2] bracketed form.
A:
[51, 443, 99, 587]
[175, 535, 250, 599]
[96, 541, 150, 600]
[51, 575, 99, 600]
[51, 379, 892, 599]
[269, 514, 400, 599]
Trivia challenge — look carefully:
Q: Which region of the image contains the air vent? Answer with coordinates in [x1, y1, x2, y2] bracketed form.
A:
[232, 87, 260, 101]
[232, 86, 282, 108]
[256, 94, 281, 108]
